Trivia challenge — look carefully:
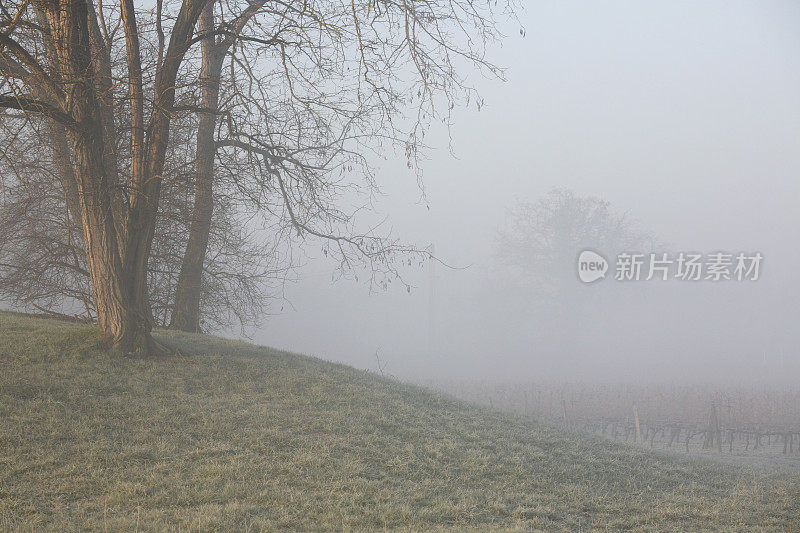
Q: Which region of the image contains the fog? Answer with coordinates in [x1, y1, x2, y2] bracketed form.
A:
[243, 0, 799, 385]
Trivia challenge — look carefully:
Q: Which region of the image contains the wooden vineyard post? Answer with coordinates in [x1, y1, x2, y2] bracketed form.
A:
[704, 403, 721, 452]
[633, 404, 642, 444]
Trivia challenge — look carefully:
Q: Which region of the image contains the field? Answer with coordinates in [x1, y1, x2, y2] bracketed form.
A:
[431, 381, 800, 471]
[1, 311, 799, 531]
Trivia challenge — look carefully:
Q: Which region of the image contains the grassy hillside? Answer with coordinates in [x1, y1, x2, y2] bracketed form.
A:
[0, 312, 797, 531]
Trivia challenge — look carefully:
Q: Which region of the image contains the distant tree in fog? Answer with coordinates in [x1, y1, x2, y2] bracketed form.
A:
[495, 189, 654, 300]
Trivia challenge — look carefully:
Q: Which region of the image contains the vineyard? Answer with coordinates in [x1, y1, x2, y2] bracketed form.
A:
[430, 381, 800, 462]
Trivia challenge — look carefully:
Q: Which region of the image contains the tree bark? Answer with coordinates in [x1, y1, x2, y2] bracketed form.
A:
[170, 3, 223, 332]
[170, 0, 268, 332]
[117, 0, 206, 346]
[32, 0, 205, 353]
[86, 0, 127, 248]
[36, 0, 150, 352]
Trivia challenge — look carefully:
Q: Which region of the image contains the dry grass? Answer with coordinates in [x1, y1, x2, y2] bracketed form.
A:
[0, 311, 798, 531]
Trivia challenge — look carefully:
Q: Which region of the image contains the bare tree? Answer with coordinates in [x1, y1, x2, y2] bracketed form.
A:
[489, 189, 657, 361]
[0, 77, 283, 331]
[0, 128, 93, 318]
[1, 0, 517, 352]
[496, 189, 654, 299]
[170, 0, 519, 332]
[1, 0, 209, 353]
[170, 0, 270, 332]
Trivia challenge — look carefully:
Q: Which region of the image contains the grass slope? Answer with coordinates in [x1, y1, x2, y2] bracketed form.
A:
[0, 311, 797, 531]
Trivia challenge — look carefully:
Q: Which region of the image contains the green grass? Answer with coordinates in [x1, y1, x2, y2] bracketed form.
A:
[0, 311, 797, 531]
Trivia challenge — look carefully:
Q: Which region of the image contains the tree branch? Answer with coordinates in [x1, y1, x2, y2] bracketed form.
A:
[0, 94, 76, 127]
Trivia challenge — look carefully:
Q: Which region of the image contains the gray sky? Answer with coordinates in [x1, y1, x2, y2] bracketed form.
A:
[253, 0, 800, 385]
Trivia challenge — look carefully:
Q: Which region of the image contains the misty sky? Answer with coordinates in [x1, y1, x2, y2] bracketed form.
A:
[249, 0, 800, 385]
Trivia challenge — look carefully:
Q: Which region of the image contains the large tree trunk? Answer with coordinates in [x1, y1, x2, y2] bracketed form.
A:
[171, 3, 223, 333]
[86, 0, 128, 249]
[21, 0, 206, 351]
[39, 0, 153, 353]
[117, 0, 206, 347]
